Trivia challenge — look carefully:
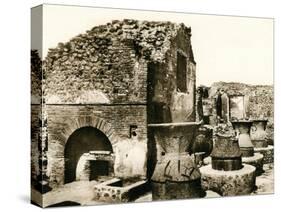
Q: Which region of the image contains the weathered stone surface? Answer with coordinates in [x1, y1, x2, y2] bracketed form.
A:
[211, 125, 242, 171]
[208, 82, 274, 144]
[32, 20, 197, 196]
[242, 153, 264, 176]
[148, 122, 203, 200]
[231, 120, 254, 157]
[92, 178, 148, 203]
[254, 145, 274, 164]
[192, 125, 213, 158]
[251, 119, 268, 148]
[43, 20, 194, 105]
[151, 179, 205, 200]
[31, 50, 42, 104]
[200, 164, 256, 196]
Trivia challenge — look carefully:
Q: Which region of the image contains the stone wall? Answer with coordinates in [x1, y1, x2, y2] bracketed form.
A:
[31, 105, 41, 184]
[46, 105, 147, 187]
[31, 50, 42, 104]
[147, 25, 196, 123]
[208, 82, 274, 143]
[43, 20, 191, 105]
[33, 20, 196, 189]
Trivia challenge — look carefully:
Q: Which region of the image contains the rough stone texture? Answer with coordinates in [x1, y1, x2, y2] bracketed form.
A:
[46, 105, 147, 187]
[151, 179, 204, 200]
[192, 125, 213, 158]
[148, 122, 202, 200]
[92, 178, 148, 203]
[242, 153, 264, 176]
[200, 164, 256, 196]
[254, 145, 274, 164]
[31, 50, 42, 104]
[32, 20, 196, 193]
[44, 20, 194, 106]
[208, 82, 274, 144]
[31, 105, 41, 184]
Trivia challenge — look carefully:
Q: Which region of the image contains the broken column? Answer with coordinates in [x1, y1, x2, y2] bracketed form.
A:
[149, 122, 205, 200]
[231, 120, 264, 175]
[251, 119, 274, 164]
[200, 125, 256, 196]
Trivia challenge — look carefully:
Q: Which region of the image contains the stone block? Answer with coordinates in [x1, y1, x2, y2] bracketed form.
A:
[254, 145, 274, 164]
[200, 164, 256, 196]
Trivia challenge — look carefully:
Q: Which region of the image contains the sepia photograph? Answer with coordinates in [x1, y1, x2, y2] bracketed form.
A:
[31, 4, 274, 208]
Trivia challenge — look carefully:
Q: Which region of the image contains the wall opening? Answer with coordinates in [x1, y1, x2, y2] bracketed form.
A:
[176, 52, 187, 93]
[64, 126, 113, 184]
[90, 160, 109, 180]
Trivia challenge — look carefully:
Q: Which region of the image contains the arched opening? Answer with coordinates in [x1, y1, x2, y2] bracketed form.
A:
[64, 126, 113, 184]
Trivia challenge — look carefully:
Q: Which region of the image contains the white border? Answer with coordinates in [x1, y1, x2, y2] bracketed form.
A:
[0, 0, 279, 211]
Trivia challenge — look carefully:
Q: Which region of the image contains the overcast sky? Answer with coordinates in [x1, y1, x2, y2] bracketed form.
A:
[32, 4, 274, 86]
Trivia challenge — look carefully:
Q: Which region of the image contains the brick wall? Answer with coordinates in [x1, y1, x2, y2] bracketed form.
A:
[46, 105, 147, 187]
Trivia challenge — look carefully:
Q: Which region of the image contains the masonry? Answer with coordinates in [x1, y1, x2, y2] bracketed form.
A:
[208, 82, 274, 143]
[31, 19, 196, 190]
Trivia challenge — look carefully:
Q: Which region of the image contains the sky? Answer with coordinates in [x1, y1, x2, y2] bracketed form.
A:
[32, 4, 274, 86]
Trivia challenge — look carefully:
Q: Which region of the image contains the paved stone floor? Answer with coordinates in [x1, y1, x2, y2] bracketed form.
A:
[135, 163, 274, 201]
[32, 163, 274, 207]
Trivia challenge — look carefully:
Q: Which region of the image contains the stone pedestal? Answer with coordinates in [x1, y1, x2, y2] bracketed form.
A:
[255, 145, 274, 164]
[242, 153, 264, 176]
[148, 122, 205, 200]
[232, 120, 265, 175]
[251, 119, 268, 148]
[200, 164, 256, 196]
[250, 119, 274, 164]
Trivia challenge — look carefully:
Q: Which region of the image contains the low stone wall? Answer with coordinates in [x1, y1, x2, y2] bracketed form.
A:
[92, 178, 148, 203]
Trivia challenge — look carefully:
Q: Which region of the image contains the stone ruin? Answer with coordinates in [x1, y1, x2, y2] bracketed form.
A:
[31, 19, 201, 206]
[200, 125, 256, 196]
[31, 19, 274, 207]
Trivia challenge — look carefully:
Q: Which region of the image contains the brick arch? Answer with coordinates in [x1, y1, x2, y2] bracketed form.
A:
[51, 116, 119, 148]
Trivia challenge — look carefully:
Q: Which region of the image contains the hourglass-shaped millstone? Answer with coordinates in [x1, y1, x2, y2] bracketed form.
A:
[148, 122, 205, 200]
[211, 133, 242, 171]
[251, 119, 268, 148]
[191, 125, 213, 158]
[231, 120, 254, 157]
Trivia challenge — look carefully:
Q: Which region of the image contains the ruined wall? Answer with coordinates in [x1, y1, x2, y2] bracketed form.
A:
[147, 25, 196, 123]
[41, 20, 195, 187]
[31, 50, 41, 104]
[43, 20, 186, 104]
[209, 82, 274, 142]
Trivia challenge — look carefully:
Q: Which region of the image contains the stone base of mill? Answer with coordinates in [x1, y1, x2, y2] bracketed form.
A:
[242, 153, 264, 176]
[151, 179, 205, 200]
[200, 164, 256, 196]
[254, 145, 274, 164]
